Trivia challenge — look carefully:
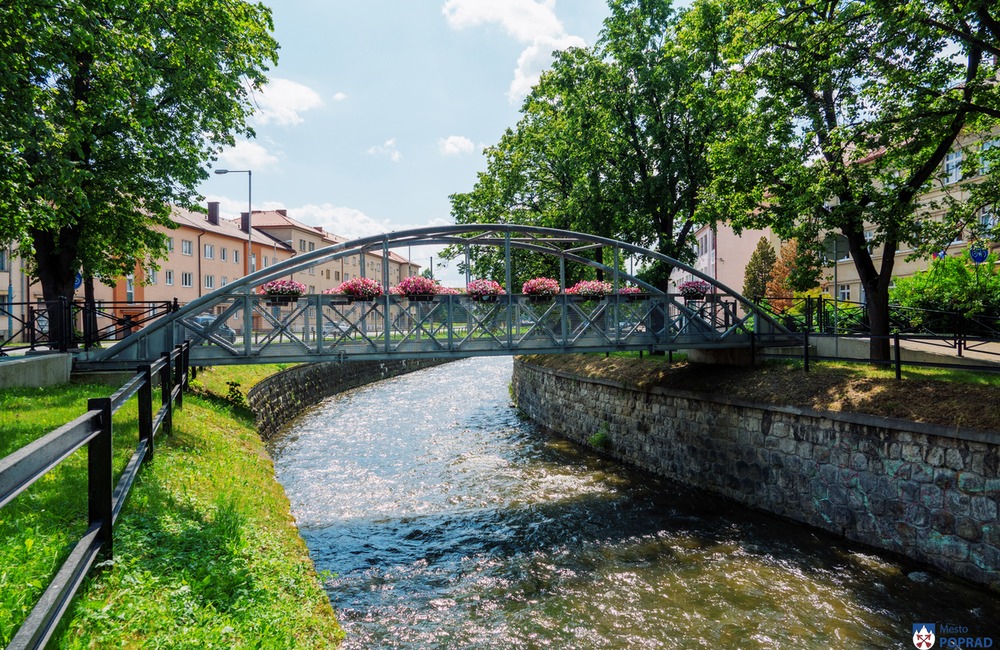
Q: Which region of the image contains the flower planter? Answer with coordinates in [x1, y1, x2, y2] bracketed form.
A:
[527, 295, 554, 304]
[265, 295, 298, 307]
[624, 293, 649, 302]
[327, 295, 352, 306]
[406, 294, 437, 302]
[471, 294, 500, 302]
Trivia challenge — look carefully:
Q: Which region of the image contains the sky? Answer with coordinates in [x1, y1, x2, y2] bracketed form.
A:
[203, 0, 613, 283]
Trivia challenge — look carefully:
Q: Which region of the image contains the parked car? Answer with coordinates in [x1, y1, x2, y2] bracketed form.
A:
[323, 321, 351, 338]
[190, 315, 236, 343]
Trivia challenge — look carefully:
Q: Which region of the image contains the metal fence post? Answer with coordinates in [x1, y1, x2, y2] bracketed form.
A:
[894, 331, 902, 381]
[173, 345, 184, 410]
[160, 351, 172, 435]
[803, 328, 810, 372]
[87, 397, 114, 557]
[138, 364, 154, 461]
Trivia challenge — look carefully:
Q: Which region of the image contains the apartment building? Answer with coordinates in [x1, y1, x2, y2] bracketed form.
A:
[6, 202, 419, 341]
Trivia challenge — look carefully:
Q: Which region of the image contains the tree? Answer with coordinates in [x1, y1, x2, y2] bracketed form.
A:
[743, 237, 777, 302]
[448, 0, 742, 290]
[711, 0, 1000, 359]
[0, 0, 278, 345]
[766, 239, 798, 312]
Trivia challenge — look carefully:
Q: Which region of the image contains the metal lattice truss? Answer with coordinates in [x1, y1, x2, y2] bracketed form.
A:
[77, 225, 789, 369]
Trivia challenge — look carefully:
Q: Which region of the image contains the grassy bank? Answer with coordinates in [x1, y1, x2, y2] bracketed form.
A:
[0, 364, 342, 648]
[524, 353, 1000, 431]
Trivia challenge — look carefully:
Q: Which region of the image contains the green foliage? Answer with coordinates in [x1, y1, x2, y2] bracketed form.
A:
[710, 0, 1000, 357]
[890, 253, 1000, 317]
[743, 237, 776, 301]
[588, 424, 611, 449]
[0, 1, 279, 314]
[447, 0, 744, 289]
[226, 380, 247, 408]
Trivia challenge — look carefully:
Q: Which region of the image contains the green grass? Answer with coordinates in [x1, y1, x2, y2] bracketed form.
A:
[1, 367, 343, 648]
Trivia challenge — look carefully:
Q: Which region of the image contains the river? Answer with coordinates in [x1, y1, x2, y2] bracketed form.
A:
[267, 357, 1000, 649]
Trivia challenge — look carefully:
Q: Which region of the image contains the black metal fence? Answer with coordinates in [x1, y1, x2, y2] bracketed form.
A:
[0, 299, 178, 355]
[0, 341, 190, 650]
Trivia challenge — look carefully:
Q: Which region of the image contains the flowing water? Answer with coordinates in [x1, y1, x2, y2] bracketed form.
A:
[268, 358, 1000, 649]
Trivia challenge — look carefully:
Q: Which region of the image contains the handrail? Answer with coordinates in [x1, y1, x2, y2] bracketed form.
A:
[0, 340, 190, 650]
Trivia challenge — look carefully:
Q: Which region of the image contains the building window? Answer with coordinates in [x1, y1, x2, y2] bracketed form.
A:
[221, 276, 228, 287]
[205, 275, 215, 289]
[204, 244, 214, 259]
[308, 285, 315, 293]
[126, 274, 135, 303]
[837, 284, 851, 302]
[181, 272, 193, 288]
[0, 249, 6, 271]
[263, 256, 269, 268]
[299, 239, 306, 251]
[308, 267, 315, 275]
[335, 271, 341, 282]
[981, 205, 997, 229]
[250, 254, 256, 273]
[864, 230, 874, 252]
[181, 240, 193, 256]
[982, 140, 999, 174]
[325, 269, 330, 279]
[944, 150, 963, 185]
[221, 247, 227, 262]
[233, 250, 240, 264]
[308, 242, 315, 252]
[166, 238, 174, 252]
[165, 270, 174, 286]
[148, 269, 157, 285]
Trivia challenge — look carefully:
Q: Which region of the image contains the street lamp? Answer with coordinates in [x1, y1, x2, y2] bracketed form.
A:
[214, 168, 253, 274]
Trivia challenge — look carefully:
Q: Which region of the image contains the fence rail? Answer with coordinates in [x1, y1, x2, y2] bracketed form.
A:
[1, 299, 178, 356]
[0, 341, 190, 650]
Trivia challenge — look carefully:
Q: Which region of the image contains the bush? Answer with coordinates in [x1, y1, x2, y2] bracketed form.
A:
[890, 252, 1000, 317]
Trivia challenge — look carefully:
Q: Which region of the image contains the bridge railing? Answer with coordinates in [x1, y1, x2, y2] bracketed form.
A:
[163, 291, 781, 366]
[0, 341, 190, 650]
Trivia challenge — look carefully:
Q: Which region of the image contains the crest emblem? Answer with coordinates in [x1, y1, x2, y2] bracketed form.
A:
[912, 624, 936, 649]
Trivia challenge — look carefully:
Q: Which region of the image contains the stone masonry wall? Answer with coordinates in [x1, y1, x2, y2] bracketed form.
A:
[248, 359, 448, 440]
[513, 359, 1000, 590]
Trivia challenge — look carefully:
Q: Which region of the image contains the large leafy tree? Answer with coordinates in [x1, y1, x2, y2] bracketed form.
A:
[449, 0, 740, 291]
[743, 237, 776, 302]
[710, 0, 1000, 359]
[0, 0, 278, 343]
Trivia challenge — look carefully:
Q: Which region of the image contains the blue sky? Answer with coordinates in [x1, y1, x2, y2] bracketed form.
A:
[204, 0, 612, 280]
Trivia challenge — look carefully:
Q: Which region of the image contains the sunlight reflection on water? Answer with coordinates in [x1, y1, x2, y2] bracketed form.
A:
[268, 357, 1000, 649]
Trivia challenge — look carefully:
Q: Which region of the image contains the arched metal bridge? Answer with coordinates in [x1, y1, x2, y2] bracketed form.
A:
[75, 225, 789, 370]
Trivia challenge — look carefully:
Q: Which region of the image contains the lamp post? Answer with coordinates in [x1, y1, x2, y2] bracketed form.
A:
[214, 168, 253, 275]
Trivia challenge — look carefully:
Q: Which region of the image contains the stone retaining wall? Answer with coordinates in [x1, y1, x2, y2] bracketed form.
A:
[512, 359, 1000, 590]
[248, 359, 448, 439]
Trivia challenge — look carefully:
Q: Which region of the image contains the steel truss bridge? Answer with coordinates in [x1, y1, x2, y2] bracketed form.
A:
[75, 225, 789, 370]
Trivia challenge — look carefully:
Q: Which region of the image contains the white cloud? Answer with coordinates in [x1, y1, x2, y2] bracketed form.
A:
[287, 204, 393, 241]
[507, 33, 585, 101]
[251, 78, 324, 126]
[438, 135, 475, 156]
[442, 0, 564, 41]
[332, 92, 348, 102]
[367, 138, 402, 162]
[216, 140, 279, 171]
[442, 0, 588, 103]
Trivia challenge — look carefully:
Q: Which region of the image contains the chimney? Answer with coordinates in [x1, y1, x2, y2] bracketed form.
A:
[240, 211, 250, 233]
[207, 201, 220, 226]
[277, 209, 287, 216]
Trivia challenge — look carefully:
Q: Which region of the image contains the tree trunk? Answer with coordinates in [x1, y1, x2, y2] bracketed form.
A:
[32, 227, 80, 351]
[863, 275, 892, 361]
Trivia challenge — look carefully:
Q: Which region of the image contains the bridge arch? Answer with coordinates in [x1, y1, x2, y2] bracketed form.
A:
[76, 224, 786, 369]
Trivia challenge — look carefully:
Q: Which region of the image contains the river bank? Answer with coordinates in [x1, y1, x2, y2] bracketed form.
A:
[0, 363, 343, 648]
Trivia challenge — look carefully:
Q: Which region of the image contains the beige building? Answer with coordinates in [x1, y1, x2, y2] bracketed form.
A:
[6, 202, 419, 342]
